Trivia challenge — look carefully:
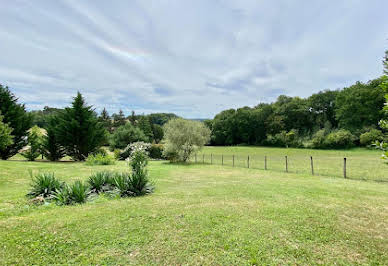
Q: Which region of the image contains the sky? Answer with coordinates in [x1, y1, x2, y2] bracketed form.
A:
[0, 0, 387, 119]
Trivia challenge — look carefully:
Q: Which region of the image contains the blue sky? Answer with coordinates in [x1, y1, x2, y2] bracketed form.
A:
[0, 0, 387, 118]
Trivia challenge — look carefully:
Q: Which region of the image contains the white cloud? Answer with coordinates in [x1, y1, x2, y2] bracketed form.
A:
[0, 0, 387, 118]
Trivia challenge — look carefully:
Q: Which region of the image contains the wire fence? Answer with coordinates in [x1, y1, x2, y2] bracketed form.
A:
[190, 153, 388, 182]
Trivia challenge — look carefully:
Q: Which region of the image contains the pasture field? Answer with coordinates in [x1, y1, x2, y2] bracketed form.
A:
[1, 149, 388, 265]
[197, 146, 388, 181]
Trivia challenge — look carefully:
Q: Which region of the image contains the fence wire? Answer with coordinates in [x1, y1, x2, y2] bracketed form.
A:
[190, 153, 388, 182]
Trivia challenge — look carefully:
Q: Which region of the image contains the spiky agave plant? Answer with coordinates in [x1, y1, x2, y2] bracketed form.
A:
[88, 171, 114, 193]
[69, 180, 89, 204]
[52, 184, 72, 205]
[27, 172, 63, 199]
[113, 172, 133, 197]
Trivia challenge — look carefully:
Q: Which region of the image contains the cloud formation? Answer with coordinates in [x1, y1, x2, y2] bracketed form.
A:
[1, 0, 387, 118]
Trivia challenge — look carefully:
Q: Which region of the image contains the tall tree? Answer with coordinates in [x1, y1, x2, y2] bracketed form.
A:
[56, 92, 106, 161]
[138, 116, 154, 142]
[129, 110, 137, 125]
[21, 126, 44, 161]
[42, 115, 65, 161]
[112, 109, 126, 128]
[0, 84, 32, 159]
[98, 108, 112, 133]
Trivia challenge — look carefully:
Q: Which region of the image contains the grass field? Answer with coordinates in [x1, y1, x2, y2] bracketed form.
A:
[1, 148, 388, 264]
[197, 146, 388, 181]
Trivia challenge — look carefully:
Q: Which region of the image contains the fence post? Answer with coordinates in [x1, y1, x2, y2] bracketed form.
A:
[310, 156, 314, 175]
[222, 154, 223, 165]
[265, 156, 267, 170]
[343, 158, 347, 178]
[285, 156, 288, 173]
[211, 154, 213, 164]
[247, 155, 250, 168]
[232, 155, 235, 167]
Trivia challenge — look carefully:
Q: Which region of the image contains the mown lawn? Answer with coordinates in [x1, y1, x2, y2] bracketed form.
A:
[1, 151, 388, 264]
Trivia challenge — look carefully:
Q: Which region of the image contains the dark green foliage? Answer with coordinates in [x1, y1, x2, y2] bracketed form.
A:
[27, 172, 63, 199]
[109, 122, 148, 149]
[29, 106, 63, 128]
[335, 79, 385, 132]
[0, 113, 14, 150]
[88, 171, 114, 193]
[98, 108, 113, 133]
[307, 90, 338, 130]
[113, 172, 153, 197]
[149, 144, 164, 159]
[52, 184, 72, 206]
[310, 129, 327, 149]
[147, 113, 178, 125]
[69, 180, 89, 204]
[152, 124, 164, 143]
[112, 109, 126, 128]
[55, 92, 106, 161]
[0, 84, 32, 159]
[138, 116, 153, 142]
[42, 115, 65, 161]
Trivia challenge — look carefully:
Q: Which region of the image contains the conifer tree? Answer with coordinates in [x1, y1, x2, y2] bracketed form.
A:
[56, 92, 106, 161]
[99, 108, 112, 133]
[112, 109, 126, 128]
[0, 84, 32, 159]
[0, 113, 13, 150]
[138, 116, 154, 142]
[42, 115, 65, 161]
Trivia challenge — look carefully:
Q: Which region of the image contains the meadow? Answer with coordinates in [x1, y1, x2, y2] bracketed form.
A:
[1, 147, 388, 264]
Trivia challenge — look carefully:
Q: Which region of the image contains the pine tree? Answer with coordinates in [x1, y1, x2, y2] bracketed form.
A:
[138, 116, 154, 142]
[56, 92, 106, 161]
[130, 110, 137, 125]
[99, 108, 112, 133]
[42, 115, 65, 161]
[0, 84, 32, 159]
[112, 109, 126, 128]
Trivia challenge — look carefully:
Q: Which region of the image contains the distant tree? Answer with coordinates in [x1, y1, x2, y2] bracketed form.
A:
[0, 84, 32, 159]
[21, 126, 44, 161]
[138, 116, 154, 142]
[211, 109, 236, 145]
[0, 113, 13, 150]
[335, 78, 385, 132]
[163, 118, 210, 162]
[56, 92, 106, 161]
[308, 90, 339, 130]
[152, 124, 164, 144]
[112, 109, 126, 128]
[30, 106, 63, 128]
[42, 115, 65, 161]
[148, 113, 179, 125]
[98, 108, 113, 133]
[129, 110, 137, 125]
[109, 123, 148, 149]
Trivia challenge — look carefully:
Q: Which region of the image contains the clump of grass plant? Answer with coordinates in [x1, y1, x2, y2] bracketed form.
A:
[27, 172, 63, 199]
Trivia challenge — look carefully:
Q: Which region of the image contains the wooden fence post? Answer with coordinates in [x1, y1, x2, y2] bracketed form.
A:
[232, 155, 235, 167]
[222, 154, 223, 165]
[343, 158, 347, 178]
[265, 156, 267, 170]
[310, 156, 314, 175]
[285, 156, 288, 173]
[247, 155, 250, 168]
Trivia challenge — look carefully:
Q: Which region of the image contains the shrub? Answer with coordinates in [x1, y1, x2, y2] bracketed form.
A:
[163, 118, 210, 162]
[52, 184, 72, 205]
[85, 153, 116, 166]
[311, 129, 327, 149]
[21, 126, 44, 161]
[324, 129, 355, 149]
[119, 142, 151, 160]
[113, 149, 121, 160]
[360, 129, 384, 146]
[149, 144, 164, 159]
[88, 171, 114, 193]
[113, 172, 153, 197]
[27, 172, 63, 199]
[69, 180, 89, 204]
[109, 123, 148, 150]
[265, 130, 302, 148]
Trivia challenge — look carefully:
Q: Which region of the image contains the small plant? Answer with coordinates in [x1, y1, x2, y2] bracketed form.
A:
[69, 180, 89, 204]
[85, 153, 116, 166]
[27, 172, 63, 199]
[88, 171, 114, 193]
[22, 126, 44, 161]
[52, 184, 72, 205]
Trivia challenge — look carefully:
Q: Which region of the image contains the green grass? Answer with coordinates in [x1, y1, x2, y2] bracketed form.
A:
[1, 149, 388, 264]
[196, 146, 388, 181]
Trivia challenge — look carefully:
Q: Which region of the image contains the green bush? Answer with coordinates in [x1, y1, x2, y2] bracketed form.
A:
[27, 172, 63, 199]
[324, 129, 355, 149]
[21, 126, 44, 161]
[85, 153, 116, 165]
[53, 184, 72, 205]
[88, 171, 114, 193]
[149, 144, 164, 159]
[113, 149, 121, 160]
[360, 129, 384, 146]
[311, 129, 327, 149]
[109, 123, 148, 150]
[265, 130, 302, 148]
